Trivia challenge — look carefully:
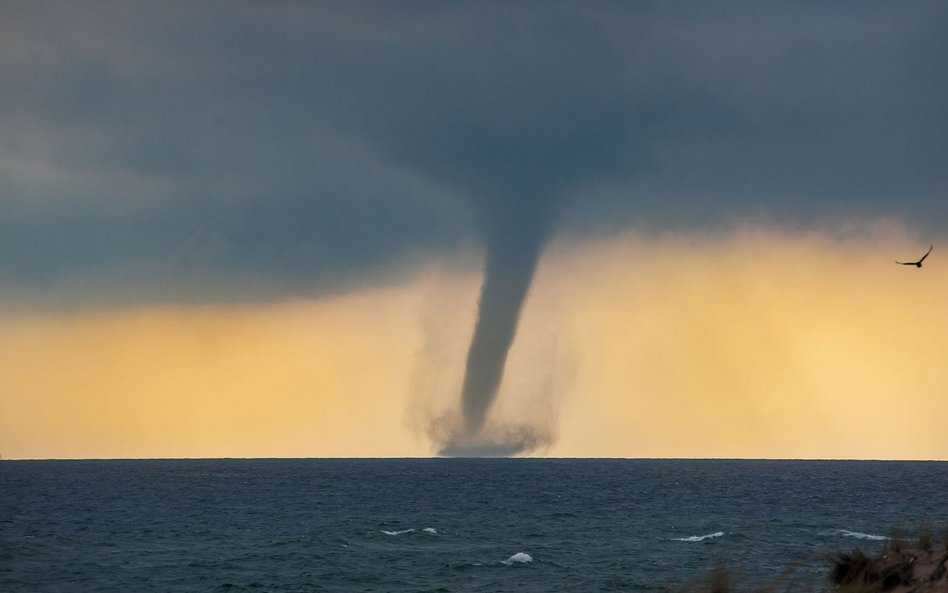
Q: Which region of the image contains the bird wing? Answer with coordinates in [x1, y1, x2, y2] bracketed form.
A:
[918, 245, 933, 263]
[895, 261, 915, 265]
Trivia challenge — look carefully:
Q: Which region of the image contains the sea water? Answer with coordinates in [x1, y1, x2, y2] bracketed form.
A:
[2, 459, 946, 592]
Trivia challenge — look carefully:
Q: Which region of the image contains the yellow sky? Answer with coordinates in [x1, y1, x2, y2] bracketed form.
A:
[2, 222, 946, 459]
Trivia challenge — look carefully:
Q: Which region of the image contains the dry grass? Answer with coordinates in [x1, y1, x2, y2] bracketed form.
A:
[888, 526, 906, 554]
[919, 525, 935, 552]
[708, 566, 732, 593]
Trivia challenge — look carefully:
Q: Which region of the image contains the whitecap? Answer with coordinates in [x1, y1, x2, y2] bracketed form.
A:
[819, 529, 888, 541]
[381, 529, 415, 536]
[672, 531, 725, 542]
[502, 552, 533, 565]
[423, 527, 437, 534]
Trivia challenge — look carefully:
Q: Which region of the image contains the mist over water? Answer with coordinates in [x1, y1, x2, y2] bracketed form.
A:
[438, 424, 552, 458]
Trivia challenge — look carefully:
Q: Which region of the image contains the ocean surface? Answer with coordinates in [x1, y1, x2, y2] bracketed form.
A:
[2, 459, 946, 592]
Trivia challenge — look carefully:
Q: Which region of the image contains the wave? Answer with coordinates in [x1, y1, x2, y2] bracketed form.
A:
[502, 552, 533, 565]
[381, 527, 438, 536]
[672, 531, 725, 542]
[819, 529, 888, 541]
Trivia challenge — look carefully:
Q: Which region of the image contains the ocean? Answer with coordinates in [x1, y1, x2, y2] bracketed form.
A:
[2, 459, 946, 592]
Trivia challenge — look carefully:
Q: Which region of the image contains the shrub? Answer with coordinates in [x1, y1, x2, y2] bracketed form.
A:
[831, 550, 872, 586]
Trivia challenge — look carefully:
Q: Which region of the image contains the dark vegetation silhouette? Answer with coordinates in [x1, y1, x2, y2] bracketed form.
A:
[679, 527, 948, 593]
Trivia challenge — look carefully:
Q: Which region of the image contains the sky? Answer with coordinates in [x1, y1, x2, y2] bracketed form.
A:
[1, 2, 947, 459]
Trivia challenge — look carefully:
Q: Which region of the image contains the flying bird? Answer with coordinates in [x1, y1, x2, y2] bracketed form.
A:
[896, 245, 933, 268]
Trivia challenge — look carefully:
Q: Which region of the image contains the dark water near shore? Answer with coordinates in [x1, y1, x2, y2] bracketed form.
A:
[2, 459, 947, 592]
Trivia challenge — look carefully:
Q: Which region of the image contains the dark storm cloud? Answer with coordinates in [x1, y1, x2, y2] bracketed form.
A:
[1, 1, 946, 306]
[570, 1, 948, 230]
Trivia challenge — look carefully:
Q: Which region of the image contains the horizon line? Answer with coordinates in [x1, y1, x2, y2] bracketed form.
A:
[2, 456, 946, 462]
